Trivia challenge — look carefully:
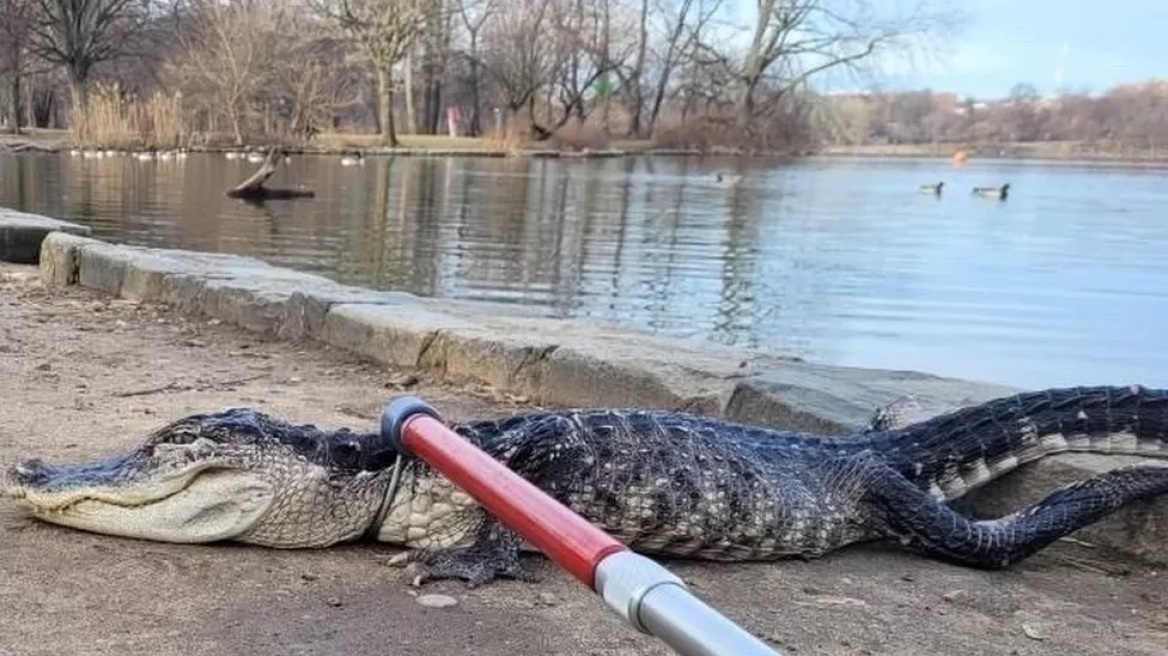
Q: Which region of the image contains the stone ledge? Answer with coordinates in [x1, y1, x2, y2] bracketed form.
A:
[40, 230, 1014, 431]
[0, 209, 92, 265]
[728, 366, 1017, 434]
[29, 229, 1168, 567]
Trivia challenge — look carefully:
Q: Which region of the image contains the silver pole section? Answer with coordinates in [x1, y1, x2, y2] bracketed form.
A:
[595, 550, 783, 656]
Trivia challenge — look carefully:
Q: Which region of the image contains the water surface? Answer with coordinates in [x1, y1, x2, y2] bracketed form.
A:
[1, 151, 1166, 390]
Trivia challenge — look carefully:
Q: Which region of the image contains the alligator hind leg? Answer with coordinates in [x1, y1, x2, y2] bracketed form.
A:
[858, 453, 1168, 569]
[389, 519, 542, 588]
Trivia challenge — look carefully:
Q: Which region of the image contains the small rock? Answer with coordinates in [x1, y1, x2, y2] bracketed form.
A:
[300, 573, 318, 582]
[537, 592, 557, 606]
[942, 589, 968, 603]
[385, 372, 419, 388]
[34, 362, 51, 371]
[1020, 622, 1047, 641]
[900, 574, 915, 582]
[325, 597, 343, 608]
[416, 594, 458, 609]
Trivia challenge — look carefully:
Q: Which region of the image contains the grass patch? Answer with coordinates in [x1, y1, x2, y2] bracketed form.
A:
[71, 83, 189, 150]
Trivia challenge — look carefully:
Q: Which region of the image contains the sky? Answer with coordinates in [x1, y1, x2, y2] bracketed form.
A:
[875, 0, 1167, 99]
[723, 0, 1166, 100]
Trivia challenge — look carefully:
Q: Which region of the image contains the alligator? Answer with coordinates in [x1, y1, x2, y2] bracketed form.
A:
[2, 385, 1166, 587]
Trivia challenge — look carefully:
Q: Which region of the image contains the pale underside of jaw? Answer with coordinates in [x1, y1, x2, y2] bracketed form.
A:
[24, 470, 275, 544]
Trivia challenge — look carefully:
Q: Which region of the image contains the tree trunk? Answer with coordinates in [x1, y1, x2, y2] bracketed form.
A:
[626, 0, 649, 136]
[376, 67, 400, 146]
[228, 94, 245, 145]
[646, 66, 672, 136]
[421, 42, 441, 134]
[68, 73, 89, 141]
[425, 78, 442, 134]
[9, 69, 23, 133]
[468, 54, 482, 136]
[403, 48, 417, 135]
[736, 82, 758, 132]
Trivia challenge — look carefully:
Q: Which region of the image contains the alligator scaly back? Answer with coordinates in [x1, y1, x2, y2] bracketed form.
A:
[387, 386, 1168, 584]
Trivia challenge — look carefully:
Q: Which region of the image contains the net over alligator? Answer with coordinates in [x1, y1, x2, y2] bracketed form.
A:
[2, 385, 1166, 587]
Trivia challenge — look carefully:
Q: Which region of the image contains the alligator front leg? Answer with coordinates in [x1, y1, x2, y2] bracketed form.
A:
[858, 452, 1168, 568]
[389, 519, 543, 588]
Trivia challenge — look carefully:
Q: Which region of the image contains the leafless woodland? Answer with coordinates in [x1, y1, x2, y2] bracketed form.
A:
[0, 0, 1165, 155]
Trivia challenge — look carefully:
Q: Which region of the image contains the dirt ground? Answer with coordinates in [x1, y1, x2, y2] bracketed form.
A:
[0, 264, 1164, 656]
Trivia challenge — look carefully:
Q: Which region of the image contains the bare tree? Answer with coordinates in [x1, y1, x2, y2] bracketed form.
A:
[640, 0, 721, 135]
[0, 0, 34, 132]
[479, 0, 561, 125]
[166, 0, 363, 144]
[453, 0, 497, 135]
[620, 0, 649, 135]
[272, 20, 366, 141]
[26, 0, 157, 129]
[166, 0, 288, 144]
[308, 0, 431, 145]
[420, 0, 454, 133]
[727, 0, 957, 129]
[548, 0, 628, 129]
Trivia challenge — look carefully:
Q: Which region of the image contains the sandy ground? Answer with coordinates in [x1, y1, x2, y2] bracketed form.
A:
[0, 264, 1164, 656]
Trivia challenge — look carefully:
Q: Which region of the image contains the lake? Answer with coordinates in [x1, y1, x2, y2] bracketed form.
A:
[1, 150, 1166, 391]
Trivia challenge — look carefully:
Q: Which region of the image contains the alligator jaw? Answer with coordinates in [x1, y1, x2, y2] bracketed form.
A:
[0, 447, 275, 544]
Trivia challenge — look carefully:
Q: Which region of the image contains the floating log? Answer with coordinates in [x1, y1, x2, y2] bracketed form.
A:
[225, 147, 315, 201]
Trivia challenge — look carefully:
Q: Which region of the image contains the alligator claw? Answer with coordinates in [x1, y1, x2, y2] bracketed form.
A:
[390, 527, 542, 588]
[404, 550, 542, 589]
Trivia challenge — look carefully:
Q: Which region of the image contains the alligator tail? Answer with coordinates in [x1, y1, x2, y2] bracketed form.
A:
[867, 385, 1168, 501]
[861, 451, 1168, 568]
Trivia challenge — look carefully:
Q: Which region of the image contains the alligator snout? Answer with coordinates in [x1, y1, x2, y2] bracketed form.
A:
[10, 459, 48, 484]
[0, 459, 56, 499]
[0, 462, 30, 498]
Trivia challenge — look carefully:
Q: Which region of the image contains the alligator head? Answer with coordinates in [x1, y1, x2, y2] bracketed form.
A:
[0, 409, 399, 548]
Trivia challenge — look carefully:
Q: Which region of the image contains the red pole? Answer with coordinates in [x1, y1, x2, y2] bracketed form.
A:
[381, 397, 783, 656]
[386, 404, 627, 590]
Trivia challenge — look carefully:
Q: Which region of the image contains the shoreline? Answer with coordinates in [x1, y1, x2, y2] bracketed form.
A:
[816, 143, 1168, 167]
[8, 128, 1168, 164]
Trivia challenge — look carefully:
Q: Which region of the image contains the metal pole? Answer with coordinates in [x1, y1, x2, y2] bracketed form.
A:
[381, 396, 782, 656]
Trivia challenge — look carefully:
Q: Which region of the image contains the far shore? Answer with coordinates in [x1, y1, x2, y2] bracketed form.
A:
[0, 128, 683, 159]
[817, 142, 1168, 167]
[4, 128, 1168, 166]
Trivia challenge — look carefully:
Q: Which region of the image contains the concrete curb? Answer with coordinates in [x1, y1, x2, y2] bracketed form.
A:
[1, 213, 1163, 566]
[0, 209, 92, 264]
[38, 230, 1019, 433]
